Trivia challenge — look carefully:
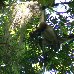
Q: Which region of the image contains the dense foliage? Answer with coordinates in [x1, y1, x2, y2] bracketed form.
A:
[0, 0, 74, 74]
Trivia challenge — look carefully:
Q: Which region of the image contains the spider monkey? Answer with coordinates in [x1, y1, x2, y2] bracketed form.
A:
[29, 22, 74, 51]
[29, 22, 59, 50]
[30, 22, 58, 43]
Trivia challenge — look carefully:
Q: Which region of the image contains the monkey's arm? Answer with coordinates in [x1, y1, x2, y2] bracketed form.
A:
[58, 34, 74, 43]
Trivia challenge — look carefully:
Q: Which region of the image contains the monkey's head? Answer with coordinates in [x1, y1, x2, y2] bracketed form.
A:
[39, 22, 48, 31]
[29, 22, 48, 37]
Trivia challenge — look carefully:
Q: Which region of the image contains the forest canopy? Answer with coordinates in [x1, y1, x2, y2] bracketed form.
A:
[0, 0, 74, 74]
